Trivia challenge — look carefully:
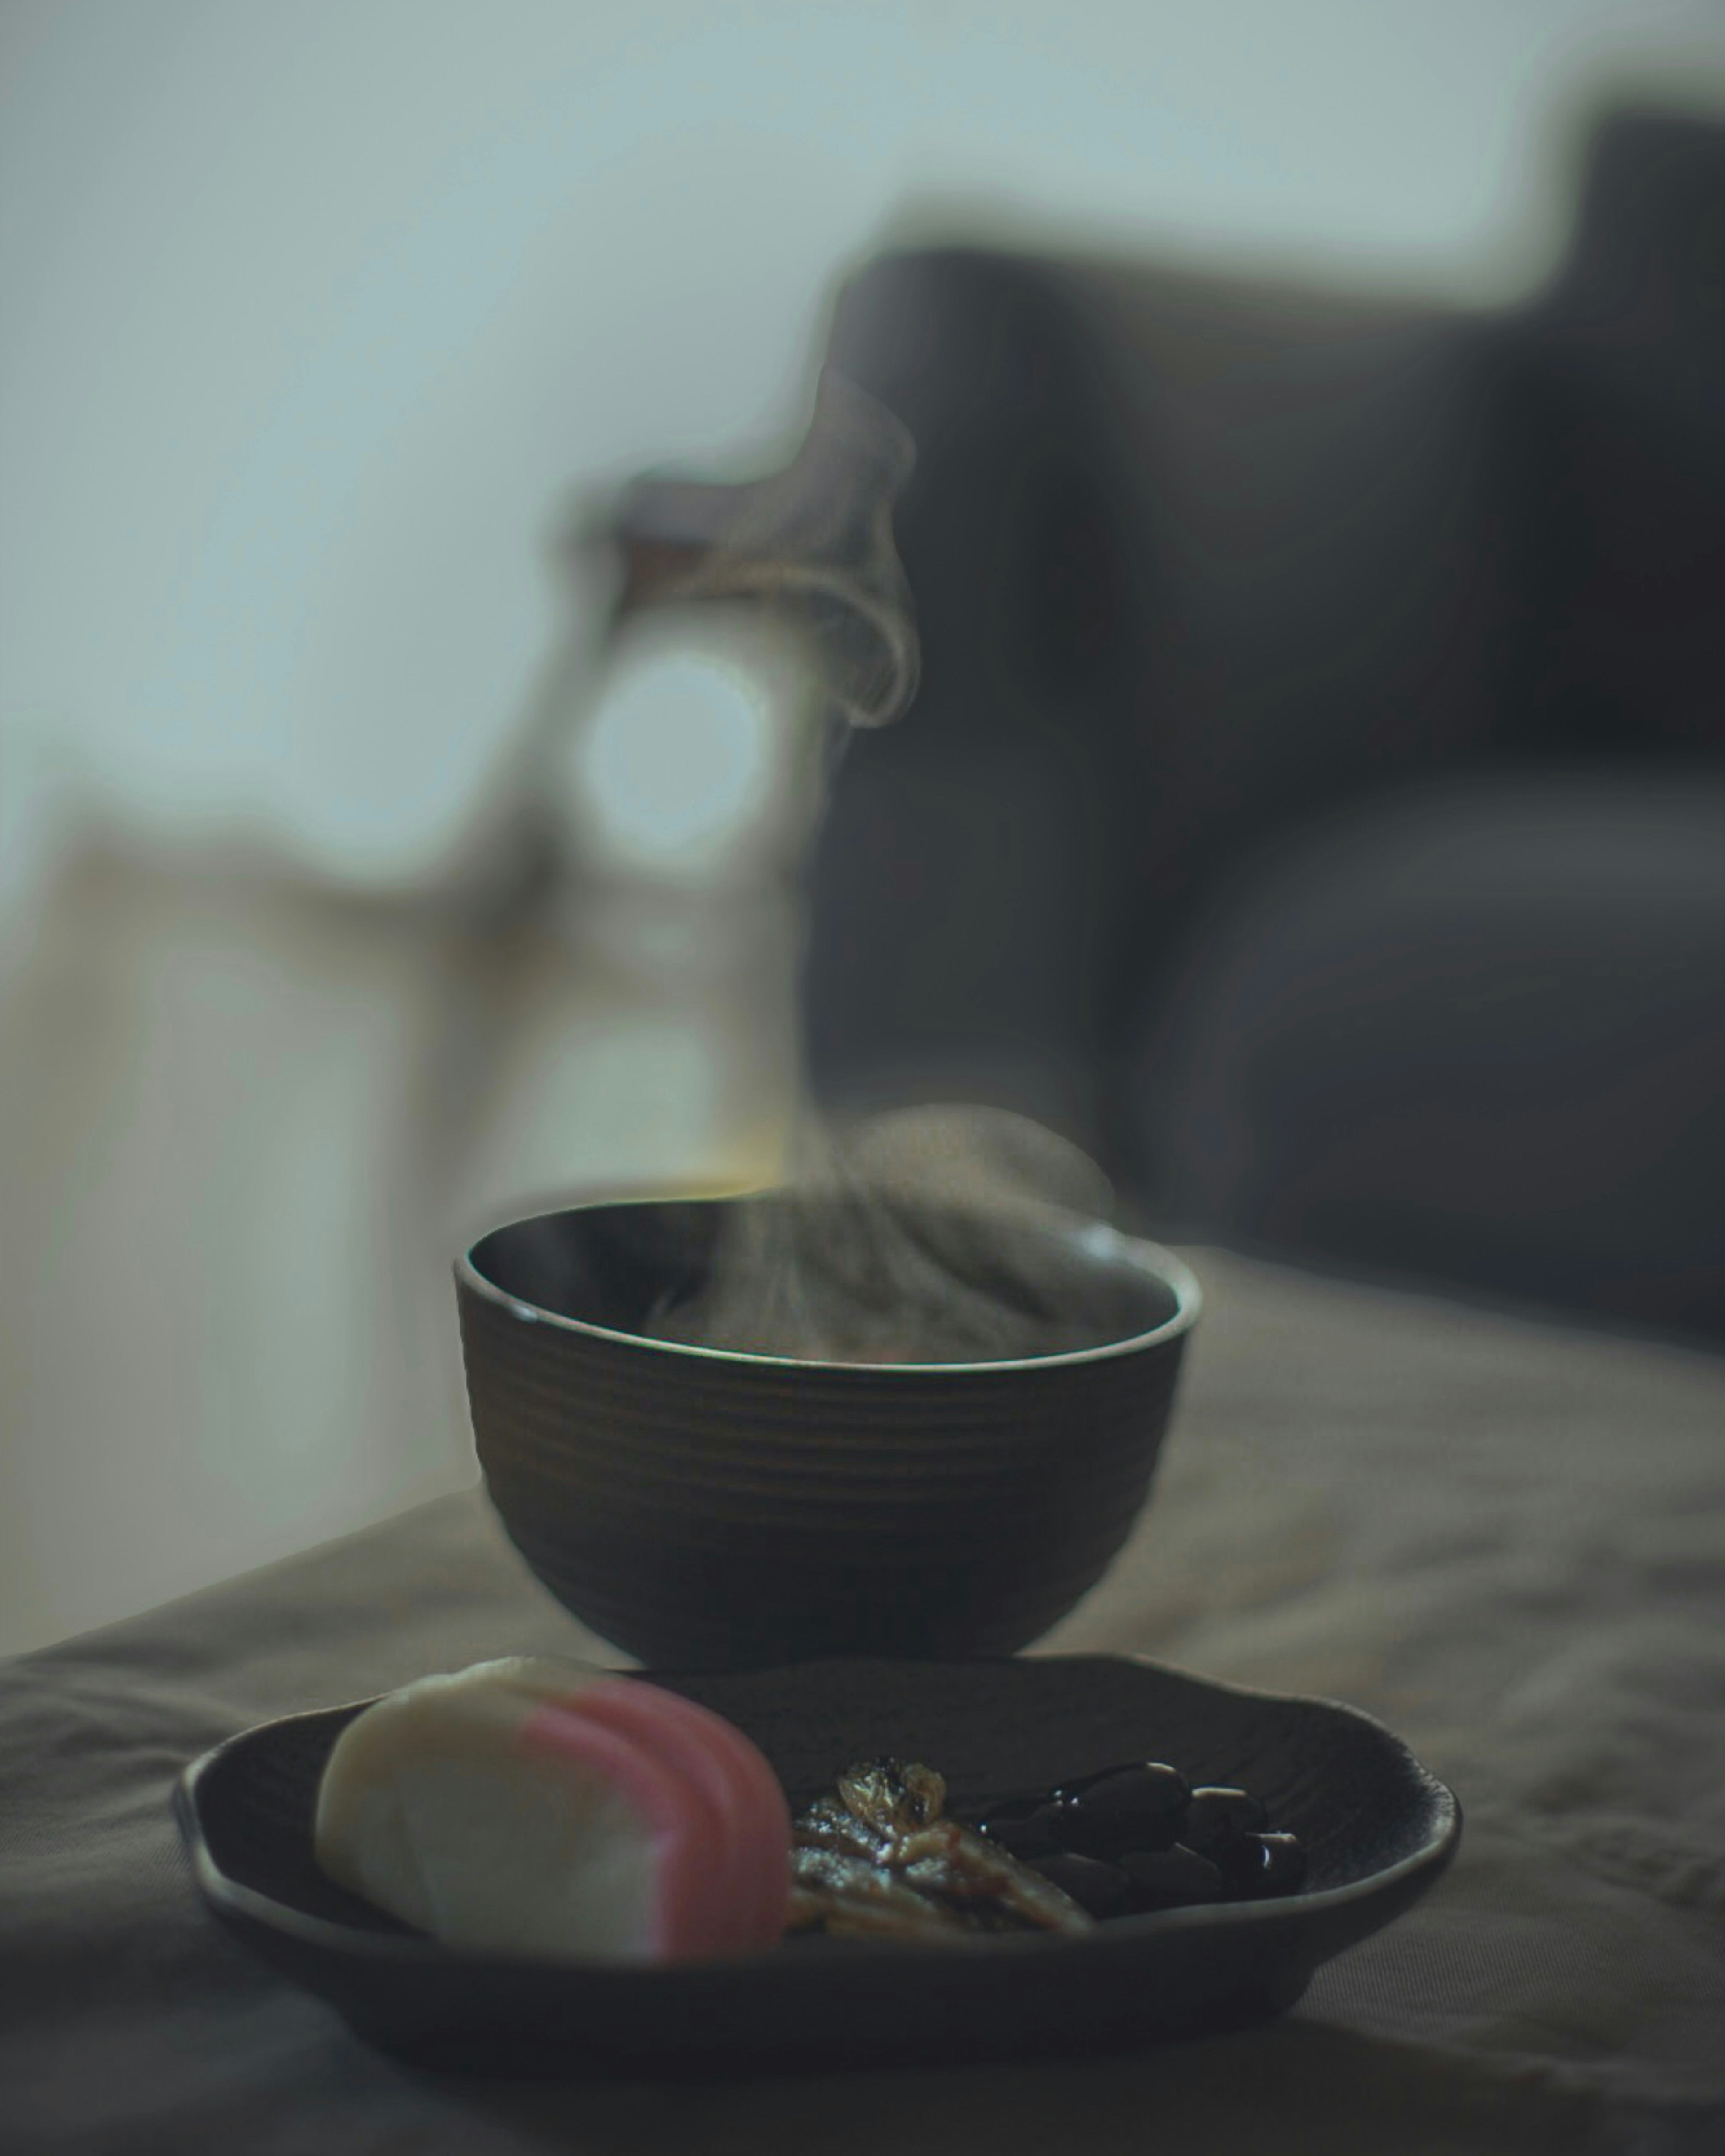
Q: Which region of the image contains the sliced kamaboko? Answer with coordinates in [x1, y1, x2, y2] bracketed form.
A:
[313, 1659, 790, 1962]
[427, 1658, 792, 1953]
[564, 1677, 792, 1953]
[313, 1664, 716, 1961]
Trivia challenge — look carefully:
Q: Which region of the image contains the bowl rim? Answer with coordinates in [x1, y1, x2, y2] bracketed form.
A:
[454, 1186, 1202, 1376]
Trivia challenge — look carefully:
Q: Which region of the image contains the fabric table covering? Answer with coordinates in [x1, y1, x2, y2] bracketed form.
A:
[4, 1249, 1723, 2154]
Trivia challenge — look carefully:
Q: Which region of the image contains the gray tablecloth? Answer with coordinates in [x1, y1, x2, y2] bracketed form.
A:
[4, 1250, 1723, 2154]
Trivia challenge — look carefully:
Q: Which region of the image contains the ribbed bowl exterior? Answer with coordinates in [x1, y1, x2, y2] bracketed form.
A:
[456, 1201, 1198, 1668]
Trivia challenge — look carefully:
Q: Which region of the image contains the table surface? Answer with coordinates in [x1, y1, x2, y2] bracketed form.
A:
[4, 1247, 1724, 2155]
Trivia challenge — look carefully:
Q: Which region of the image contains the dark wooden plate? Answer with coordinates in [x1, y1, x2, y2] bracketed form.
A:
[175, 1655, 1459, 2077]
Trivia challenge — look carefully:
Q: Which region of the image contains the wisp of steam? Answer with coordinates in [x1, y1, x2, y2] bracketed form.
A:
[647, 1105, 1144, 1364]
[615, 371, 1129, 1363]
[611, 367, 920, 733]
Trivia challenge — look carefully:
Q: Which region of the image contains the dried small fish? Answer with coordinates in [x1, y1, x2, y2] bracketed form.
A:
[788, 1847, 978, 1943]
[785, 1758, 1092, 1942]
[837, 1757, 948, 1834]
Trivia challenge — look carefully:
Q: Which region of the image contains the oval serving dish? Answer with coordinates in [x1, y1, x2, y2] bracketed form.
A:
[176, 1654, 1459, 2078]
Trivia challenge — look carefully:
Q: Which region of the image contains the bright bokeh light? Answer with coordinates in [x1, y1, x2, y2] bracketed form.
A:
[569, 614, 810, 879]
[583, 649, 772, 871]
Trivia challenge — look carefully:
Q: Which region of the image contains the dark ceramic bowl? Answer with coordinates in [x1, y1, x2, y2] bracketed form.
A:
[176, 1654, 1460, 2077]
[455, 1194, 1200, 1668]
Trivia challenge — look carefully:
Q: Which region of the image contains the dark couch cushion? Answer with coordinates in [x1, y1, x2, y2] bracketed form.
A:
[1134, 774, 1725, 1338]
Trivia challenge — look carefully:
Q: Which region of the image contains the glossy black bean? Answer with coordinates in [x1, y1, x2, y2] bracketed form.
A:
[1027, 1851, 1136, 1919]
[975, 1805, 1064, 1861]
[1052, 1760, 1189, 1806]
[1181, 1785, 1268, 1854]
[1222, 1831, 1308, 1899]
[1054, 1763, 1190, 1856]
[1118, 1843, 1225, 1911]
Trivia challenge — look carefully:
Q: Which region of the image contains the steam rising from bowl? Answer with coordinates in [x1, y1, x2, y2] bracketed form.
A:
[644, 1106, 1135, 1365]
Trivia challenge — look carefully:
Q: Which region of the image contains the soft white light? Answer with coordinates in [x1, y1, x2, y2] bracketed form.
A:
[570, 616, 806, 879]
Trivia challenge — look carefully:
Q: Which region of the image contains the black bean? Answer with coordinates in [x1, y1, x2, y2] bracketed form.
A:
[1118, 1843, 1225, 1911]
[1053, 1763, 1190, 1857]
[1181, 1785, 1268, 1854]
[1222, 1831, 1308, 1899]
[1027, 1851, 1136, 1919]
[975, 1805, 1064, 1861]
[1052, 1760, 1189, 1805]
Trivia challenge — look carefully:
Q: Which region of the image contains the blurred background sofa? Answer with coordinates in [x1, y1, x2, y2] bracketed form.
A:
[804, 105, 1725, 1343]
[8, 61, 1723, 1658]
